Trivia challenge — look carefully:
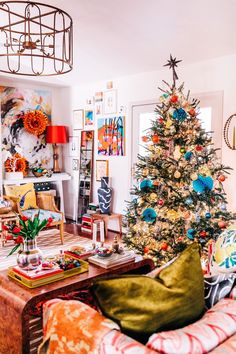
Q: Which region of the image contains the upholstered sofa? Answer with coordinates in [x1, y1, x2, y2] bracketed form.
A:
[38, 243, 236, 353]
[39, 294, 236, 354]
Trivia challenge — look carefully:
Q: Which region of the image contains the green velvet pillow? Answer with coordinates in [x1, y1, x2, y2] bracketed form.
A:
[92, 243, 205, 341]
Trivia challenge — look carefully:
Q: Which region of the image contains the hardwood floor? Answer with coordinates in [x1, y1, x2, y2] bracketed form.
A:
[64, 222, 121, 245]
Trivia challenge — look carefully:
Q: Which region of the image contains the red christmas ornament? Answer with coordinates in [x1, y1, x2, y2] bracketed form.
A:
[152, 135, 159, 143]
[161, 242, 168, 251]
[170, 95, 178, 103]
[218, 221, 226, 229]
[177, 236, 184, 242]
[199, 231, 207, 238]
[188, 108, 196, 117]
[144, 246, 149, 254]
[159, 118, 164, 124]
[195, 145, 203, 152]
[153, 180, 159, 186]
[158, 199, 164, 206]
[218, 175, 226, 182]
[142, 136, 149, 143]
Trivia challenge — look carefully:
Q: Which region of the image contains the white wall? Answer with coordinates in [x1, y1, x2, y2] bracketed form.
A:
[70, 53, 236, 223]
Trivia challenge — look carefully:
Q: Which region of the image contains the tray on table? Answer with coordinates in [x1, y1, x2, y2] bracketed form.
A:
[8, 255, 89, 288]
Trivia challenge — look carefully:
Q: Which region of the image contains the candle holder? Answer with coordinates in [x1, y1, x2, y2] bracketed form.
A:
[223, 114, 236, 150]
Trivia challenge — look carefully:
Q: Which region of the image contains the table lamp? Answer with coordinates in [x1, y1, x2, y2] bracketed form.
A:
[46, 126, 68, 173]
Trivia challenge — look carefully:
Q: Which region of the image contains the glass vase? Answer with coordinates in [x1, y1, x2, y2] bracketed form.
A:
[17, 239, 43, 270]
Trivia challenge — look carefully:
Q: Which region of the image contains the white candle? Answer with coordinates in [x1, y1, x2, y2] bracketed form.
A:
[92, 223, 97, 244]
[100, 221, 105, 243]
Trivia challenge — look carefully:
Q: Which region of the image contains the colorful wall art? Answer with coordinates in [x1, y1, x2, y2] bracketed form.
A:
[84, 109, 94, 127]
[0, 86, 52, 173]
[97, 116, 125, 156]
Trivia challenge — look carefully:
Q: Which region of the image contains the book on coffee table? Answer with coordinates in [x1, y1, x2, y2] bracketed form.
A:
[88, 251, 135, 269]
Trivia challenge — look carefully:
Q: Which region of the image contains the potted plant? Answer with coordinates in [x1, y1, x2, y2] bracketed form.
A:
[3, 213, 53, 270]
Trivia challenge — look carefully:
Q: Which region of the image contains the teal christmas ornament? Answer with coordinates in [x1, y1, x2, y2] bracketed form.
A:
[185, 197, 193, 205]
[163, 93, 169, 99]
[205, 212, 211, 219]
[142, 208, 157, 223]
[187, 228, 195, 240]
[140, 179, 153, 191]
[173, 108, 187, 122]
[192, 175, 213, 193]
[184, 151, 193, 161]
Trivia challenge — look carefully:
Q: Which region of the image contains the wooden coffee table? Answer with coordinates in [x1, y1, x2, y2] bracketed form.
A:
[0, 256, 154, 354]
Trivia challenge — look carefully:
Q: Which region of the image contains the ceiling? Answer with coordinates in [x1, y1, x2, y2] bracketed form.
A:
[1, 0, 236, 86]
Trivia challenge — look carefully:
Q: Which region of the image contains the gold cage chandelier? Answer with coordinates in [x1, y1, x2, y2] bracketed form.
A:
[0, 1, 73, 76]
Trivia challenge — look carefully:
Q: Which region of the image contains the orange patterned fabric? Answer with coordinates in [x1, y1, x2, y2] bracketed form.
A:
[38, 299, 119, 354]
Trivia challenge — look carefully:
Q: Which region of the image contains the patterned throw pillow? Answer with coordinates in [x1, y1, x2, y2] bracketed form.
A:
[209, 229, 236, 274]
[147, 299, 236, 354]
[4, 182, 38, 211]
[204, 273, 236, 309]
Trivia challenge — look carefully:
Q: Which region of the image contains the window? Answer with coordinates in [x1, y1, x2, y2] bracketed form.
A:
[131, 91, 223, 175]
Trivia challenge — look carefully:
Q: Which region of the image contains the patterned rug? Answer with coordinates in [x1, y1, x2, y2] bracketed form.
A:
[0, 229, 94, 270]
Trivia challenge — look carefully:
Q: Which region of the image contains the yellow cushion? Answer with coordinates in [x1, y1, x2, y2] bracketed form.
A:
[92, 243, 205, 342]
[5, 182, 38, 210]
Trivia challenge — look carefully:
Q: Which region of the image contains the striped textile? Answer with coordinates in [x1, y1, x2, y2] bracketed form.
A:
[147, 299, 236, 354]
[100, 330, 157, 354]
[0, 229, 93, 270]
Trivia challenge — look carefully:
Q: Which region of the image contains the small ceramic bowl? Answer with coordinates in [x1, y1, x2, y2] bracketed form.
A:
[96, 247, 113, 257]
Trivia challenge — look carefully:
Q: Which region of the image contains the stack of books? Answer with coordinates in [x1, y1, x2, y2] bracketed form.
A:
[86, 203, 101, 215]
[88, 251, 136, 269]
[81, 214, 92, 233]
[8, 265, 64, 288]
[81, 213, 101, 234]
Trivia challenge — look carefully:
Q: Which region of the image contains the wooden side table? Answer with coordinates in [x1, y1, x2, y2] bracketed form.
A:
[91, 213, 123, 239]
[0, 211, 18, 247]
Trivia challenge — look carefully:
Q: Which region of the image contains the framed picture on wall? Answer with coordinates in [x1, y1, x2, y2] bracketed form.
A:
[104, 89, 117, 114]
[69, 136, 80, 157]
[84, 109, 94, 127]
[96, 160, 109, 181]
[73, 109, 84, 130]
[95, 101, 103, 117]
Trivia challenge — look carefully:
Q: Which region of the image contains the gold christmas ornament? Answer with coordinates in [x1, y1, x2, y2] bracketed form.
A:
[150, 168, 158, 176]
[142, 168, 149, 176]
[190, 173, 198, 180]
[166, 118, 173, 128]
[167, 209, 179, 221]
[149, 193, 158, 202]
[174, 170, 181, 179]
[199, 166, 211, 176]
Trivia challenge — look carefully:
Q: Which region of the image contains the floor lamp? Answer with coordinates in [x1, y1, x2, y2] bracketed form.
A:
[46, 126, 68, 173]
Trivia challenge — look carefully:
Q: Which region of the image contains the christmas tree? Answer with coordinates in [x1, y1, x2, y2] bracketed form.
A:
[124, 55, 234, 266]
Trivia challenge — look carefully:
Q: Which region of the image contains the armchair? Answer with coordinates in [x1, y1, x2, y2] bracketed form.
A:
[5, 191, 64, 244]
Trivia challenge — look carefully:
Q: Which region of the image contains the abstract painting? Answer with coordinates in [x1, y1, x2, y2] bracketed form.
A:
[0, 86, 52, 170]
[97, 116, 125, 156]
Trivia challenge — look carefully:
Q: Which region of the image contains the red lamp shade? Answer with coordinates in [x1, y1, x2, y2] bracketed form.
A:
[46, 126, 68, 144]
